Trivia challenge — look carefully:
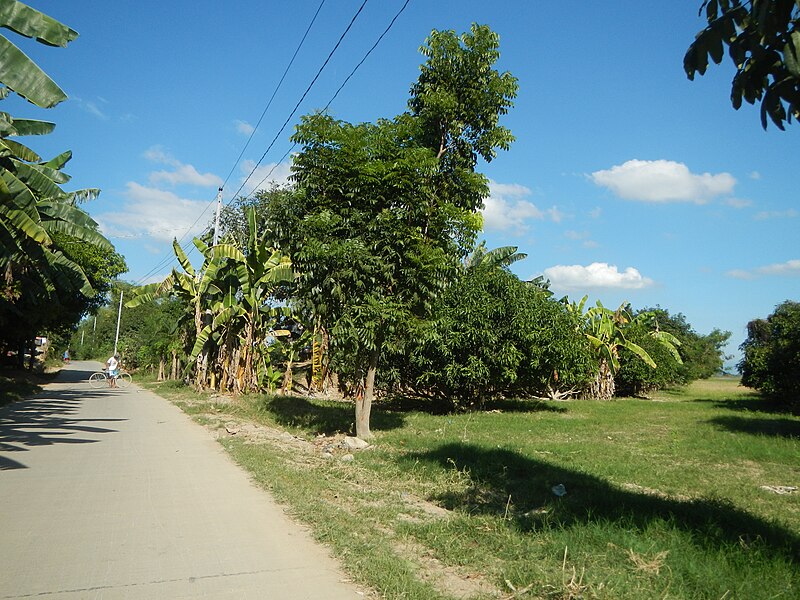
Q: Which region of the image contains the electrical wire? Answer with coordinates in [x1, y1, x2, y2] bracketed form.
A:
[133, 0, 412, 285]
[243, 0, 412, 199]
[132, 1, 331, 286]
[220, 0, 327, 188]
[228, 0, 370, 203]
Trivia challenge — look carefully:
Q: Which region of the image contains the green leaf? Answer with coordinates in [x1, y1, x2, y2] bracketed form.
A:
[0, 35, 67, 107]
[785, 30, 800, 78]
[8, 118, 56, 136]
[0, 1, 78, 47]
[622, 340, 657, 369]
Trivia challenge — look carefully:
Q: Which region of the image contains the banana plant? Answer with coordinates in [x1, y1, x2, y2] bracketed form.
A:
[0, 3, 113, 325]
[567, 296, 682, 399]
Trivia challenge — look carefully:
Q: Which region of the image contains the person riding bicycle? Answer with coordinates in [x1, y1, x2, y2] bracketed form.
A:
[106, 354, 120, 388]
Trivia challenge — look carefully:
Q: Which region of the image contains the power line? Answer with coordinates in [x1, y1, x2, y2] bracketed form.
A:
[221, 0, 327, 189]
[243, 0, 412, 199]
[132, 1, 331, 286]
[133, 0, 412, 285]
[229, 0, 370, 203]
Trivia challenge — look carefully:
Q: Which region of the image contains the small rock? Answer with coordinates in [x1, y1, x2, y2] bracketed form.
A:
[225, 424, 240, 435]
[343, 436, 369, 450]
[341, 453, 355, 462]
[322, 452, 334, 459]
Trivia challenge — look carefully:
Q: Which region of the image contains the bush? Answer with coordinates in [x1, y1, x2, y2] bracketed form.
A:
[739, 301, 800, 402]
[384, 266, 593, 409]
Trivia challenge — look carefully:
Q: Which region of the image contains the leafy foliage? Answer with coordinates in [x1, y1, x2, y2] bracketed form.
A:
[739, 300, 800, 401]
[616, 307, 731, 397]
[0, 2, 120, 359]
[567, 298, 683, 400]
[127, 208, 294, 393]
[685, 0, 800, 129]
[266, 24, 518, 437]
[385, 266, 593, 409]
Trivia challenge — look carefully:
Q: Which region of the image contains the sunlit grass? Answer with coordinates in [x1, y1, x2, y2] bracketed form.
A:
[143, 375, 800, 599]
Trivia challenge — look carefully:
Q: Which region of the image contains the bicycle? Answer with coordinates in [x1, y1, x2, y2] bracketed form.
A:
[88, 369, 132, 389]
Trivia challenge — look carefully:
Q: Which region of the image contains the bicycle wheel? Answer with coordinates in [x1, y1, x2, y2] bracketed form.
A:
[89, 372, 107, 389]
[117, 373, 132, 388]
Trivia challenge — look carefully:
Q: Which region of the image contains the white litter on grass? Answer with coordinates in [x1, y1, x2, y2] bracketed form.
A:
[551, 484, 567, 497]
[759, 485, 798, 495]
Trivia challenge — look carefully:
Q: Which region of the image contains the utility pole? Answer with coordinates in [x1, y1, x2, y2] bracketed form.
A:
[113, 289, 123, 357]
[212, 187, 223, 246]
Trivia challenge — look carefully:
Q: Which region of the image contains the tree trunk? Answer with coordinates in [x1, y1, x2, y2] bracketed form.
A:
[282, 358, 293, 394]
[157, 357, 165, 381]
[355, 343, 381, 440]
[590, 358, 615, 400]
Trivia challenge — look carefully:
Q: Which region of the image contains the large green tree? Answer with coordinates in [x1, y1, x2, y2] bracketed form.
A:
[268, 25, 518, 438]
[567, 298, 683, 400]
[739, 300, 800, 401]
[616, 307, 731, 397]
[685, 0, 800, 129]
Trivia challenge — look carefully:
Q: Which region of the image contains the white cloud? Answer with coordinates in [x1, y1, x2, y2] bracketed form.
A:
[95, 182, 214, 242]
[150, 164, 223, 188]
[590, 159, 736, 203]
[143, 146, 179, 166]
[543, 262, 655, 291]
[723, 198, 753, 209]
[235, 120, 255, 135]
[143, 146, 222, 188]
[481, 180, 562, 233]
[238, 159, 293, 196]
[72, 96, 108, 120]
[749, 171, 761, 180]
[564, 230, 598, 248]
[754, 208, 798, 220]
[728, 259, 800, 279]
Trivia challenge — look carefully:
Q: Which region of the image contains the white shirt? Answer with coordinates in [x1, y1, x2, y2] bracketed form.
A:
[107, 356, 119, 370]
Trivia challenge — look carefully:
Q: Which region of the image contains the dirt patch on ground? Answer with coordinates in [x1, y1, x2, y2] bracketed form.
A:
[394, 539, 498, 599]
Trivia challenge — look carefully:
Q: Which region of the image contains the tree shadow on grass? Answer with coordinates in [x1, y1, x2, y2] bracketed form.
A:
[403, 443, 800, 563]
[691, 393, 799, 416]
[707, 415, 800, 439]
[379, 394, 568, 415]
[259, 395, 406, 436]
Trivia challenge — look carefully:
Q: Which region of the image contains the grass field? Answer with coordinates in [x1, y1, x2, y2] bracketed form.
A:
[143, 376, 799, 599]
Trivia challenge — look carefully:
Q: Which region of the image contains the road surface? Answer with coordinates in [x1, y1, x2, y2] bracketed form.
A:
[0, 361, 364, 599]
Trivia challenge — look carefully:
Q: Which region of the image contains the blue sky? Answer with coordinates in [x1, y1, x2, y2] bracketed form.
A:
[11, 1, 799, 367]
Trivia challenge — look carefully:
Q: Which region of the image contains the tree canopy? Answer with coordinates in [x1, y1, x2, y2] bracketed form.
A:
[739, 300, 800, 401]
[685, 0, 800, 129]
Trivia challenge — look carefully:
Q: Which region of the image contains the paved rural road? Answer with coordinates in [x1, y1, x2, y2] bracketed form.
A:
[0, 361, 364, 599]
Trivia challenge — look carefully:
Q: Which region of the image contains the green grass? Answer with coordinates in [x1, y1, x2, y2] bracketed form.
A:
[141, 375, 800, 599]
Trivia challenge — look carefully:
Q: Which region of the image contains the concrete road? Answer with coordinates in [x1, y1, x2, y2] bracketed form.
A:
[0, 361, 364, 599]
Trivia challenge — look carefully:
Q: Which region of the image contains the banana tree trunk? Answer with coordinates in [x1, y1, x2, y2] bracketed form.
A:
[590, 358, 615, 400]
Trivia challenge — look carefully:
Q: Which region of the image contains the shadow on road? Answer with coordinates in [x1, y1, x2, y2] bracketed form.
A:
[0, 362, 126, 470]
